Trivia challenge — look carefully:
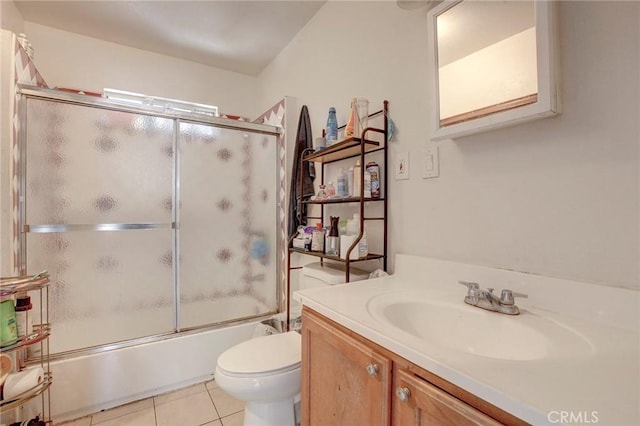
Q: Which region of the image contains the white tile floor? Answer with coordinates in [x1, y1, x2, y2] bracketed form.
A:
[57, 380, 244, 426]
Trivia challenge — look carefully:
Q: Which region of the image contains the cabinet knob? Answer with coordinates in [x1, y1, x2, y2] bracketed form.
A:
[396, 386, 411, 403]
[365, 363, 379, 376]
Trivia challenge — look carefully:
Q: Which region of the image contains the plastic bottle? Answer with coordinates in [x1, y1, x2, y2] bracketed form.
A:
[347, 213, 360, 235]
[326, 107, 338, 146]
[15, 294, 32, 339]
[336, 168, 348, 197]
[0, 298, 18, 347]
[344, 98, 357, 138]
[363, 169, 372, 198]
[347, 166, 354, 197]
[353, 159, 362, 197]
[326, 216, 340, 256]
[316, 184, 327, 200]
[366, 162, 380, 198]
[358, 231, 369, 258]
[311, 223, 325, 252]
[325, 181, 336, 198]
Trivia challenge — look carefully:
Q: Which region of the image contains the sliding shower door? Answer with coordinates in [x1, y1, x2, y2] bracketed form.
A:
[23, 98, 175, 354]
[178, 122, 278, 329]
[19, 89, 281, 356]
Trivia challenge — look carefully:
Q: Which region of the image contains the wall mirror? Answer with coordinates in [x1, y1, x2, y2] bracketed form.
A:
[428, 0, 560, 140]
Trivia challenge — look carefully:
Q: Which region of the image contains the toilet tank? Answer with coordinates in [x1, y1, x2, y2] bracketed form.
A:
[300, 262, 370, 290]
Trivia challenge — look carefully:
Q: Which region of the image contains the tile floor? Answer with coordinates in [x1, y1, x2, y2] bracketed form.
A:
[58, 380, 244, 426]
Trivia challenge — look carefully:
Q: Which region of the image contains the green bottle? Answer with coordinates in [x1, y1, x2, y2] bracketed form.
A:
[0, 298, 18, 347]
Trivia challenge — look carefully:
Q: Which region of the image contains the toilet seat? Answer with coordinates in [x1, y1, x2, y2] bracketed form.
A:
[217, 331, 301, 378]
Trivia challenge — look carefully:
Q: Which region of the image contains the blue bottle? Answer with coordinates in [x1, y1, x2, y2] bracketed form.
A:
[326, 107, 338, 146]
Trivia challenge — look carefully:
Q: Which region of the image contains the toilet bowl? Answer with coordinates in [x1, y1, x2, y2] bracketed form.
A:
[215, 331, 301, 426]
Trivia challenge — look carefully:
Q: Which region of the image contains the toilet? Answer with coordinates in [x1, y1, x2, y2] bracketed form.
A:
[215, 331, 302, 426]
[215, 262, 369, 426]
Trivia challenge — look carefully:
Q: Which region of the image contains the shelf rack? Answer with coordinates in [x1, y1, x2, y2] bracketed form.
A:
[286, 100, 389, 329]
[0, 272, 52, 423]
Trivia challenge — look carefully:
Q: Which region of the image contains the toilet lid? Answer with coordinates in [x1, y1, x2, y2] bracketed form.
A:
[217, 331, 301, 376]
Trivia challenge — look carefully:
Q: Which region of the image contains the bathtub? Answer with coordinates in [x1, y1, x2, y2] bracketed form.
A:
[49, 318, 262, 423]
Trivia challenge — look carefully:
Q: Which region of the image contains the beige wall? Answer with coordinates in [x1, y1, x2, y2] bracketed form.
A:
[23, 22, 259, 118]
[0, 0, 24, 35]
[3, 1, 638, 289]
[258, 1, 639, 289]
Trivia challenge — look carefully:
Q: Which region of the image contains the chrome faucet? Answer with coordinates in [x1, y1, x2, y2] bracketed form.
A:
[458, 281, 528, 315]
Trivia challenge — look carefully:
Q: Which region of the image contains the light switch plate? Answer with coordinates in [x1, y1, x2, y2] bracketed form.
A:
[422, 147, 439, 179]
[395, 151, 410, 180]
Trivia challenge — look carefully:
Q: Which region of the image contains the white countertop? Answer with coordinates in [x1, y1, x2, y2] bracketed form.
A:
[294, 255, 640, 426]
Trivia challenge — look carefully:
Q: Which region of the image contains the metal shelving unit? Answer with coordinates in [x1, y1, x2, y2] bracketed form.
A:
[0, 272, 52, 423]
[286, 101, 389, 327]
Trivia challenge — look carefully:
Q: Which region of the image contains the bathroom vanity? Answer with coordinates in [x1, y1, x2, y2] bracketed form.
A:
[302, 307, 521, 425]
[296, 255, 639, 425]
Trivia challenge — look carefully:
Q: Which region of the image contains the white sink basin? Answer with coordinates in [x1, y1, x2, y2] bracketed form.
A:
[367, 292, 594, 361]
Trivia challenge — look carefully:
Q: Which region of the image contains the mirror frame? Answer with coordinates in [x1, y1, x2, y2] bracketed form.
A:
[428, 0, 561, 140]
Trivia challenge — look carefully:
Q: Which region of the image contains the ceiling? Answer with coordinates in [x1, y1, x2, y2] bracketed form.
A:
[14, 0, 326, 76]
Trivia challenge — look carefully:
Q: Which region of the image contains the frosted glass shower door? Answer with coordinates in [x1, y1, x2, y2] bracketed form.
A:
[178, 122, 279, 329]
[23, 98, 175, 354]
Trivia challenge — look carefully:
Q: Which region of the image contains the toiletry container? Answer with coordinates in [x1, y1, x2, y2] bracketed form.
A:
[326, 107, 338, 146]
[363, 169, 372, 198]
[345, 98, 357, 138]
[311, 223, 325, 252]
[316, 184, 327, 200]
[336, 168, 347, 197]
[353, 159, 362, 197]
[366, 162, 380, 198]
[325, 217, 340, 256]
[347, 166, 354, 197]
[341, 214, 366, 260]
[15, 295, 32, 339]
[0, 298, 18, 347]
[325, 182, 336, 198]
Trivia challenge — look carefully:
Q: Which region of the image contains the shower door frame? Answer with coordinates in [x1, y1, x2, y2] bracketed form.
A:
[16, 85, 284, 358]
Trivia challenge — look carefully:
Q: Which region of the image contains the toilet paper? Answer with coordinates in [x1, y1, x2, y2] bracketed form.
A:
[2, 367, 44, 400]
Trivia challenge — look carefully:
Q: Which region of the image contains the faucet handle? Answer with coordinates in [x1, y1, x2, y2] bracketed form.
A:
[458, 280, 479, 294]
[500, 289, 528, 305]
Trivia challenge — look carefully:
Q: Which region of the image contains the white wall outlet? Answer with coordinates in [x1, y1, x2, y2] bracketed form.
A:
[422, 147, 439, 179]
[395, 151, 410, 180]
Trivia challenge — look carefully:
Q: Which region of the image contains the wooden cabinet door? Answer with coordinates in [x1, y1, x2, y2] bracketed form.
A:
[392, 368, 502, 426]
[301, 308, 392, 426]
